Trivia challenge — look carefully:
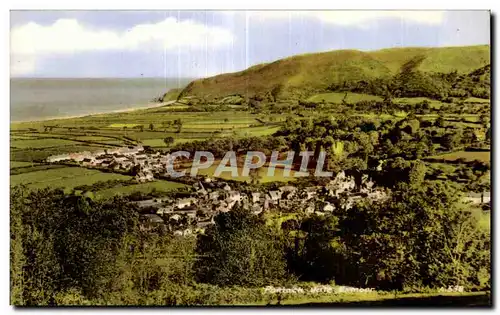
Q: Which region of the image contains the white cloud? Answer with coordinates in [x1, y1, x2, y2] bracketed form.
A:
[10, 17, 234, 75]
[226, 10, 445, 26]
[11, 17, 234, 55]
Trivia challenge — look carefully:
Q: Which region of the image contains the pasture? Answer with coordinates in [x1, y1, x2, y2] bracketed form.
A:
[10, 109, 282, 156]
[186, 160, 298, 183]
[428, 151, 490, 163]
[10, 167, 132, 191]
[307, 92, 383, 103]
[93, 180, 187, 200]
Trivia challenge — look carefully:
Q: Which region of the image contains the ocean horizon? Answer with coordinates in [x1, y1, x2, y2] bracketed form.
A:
[10, 77, 194, 122]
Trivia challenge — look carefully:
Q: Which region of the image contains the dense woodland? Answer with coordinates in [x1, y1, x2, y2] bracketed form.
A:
[11, 178, 490, 305]
[327, 60, 490, 101]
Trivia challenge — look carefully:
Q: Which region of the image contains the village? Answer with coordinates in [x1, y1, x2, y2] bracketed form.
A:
[133, 170, 388, 236]
[45, 145, 392, 235]
[45, 145, 489, 237]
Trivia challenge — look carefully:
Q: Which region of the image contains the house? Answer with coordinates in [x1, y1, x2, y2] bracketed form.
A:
[209, 191, 220, 201]
[136, 199, 159, 208]
[216, 201, 231, 212]
[197, 220, 213, 229]
[120, 145, 144, 156]
[177, 198, 195, 209]
[136, 171, 154, 183]
[322, 202, 334, 212]
[140, 214, 164, 224]
[251, 192, 261, 203]
[305, 187, 317, 200]
[106, 148, 120, 155]
[464, 192, 491, 204]
[305, 204, 315, 214]
[173, 228, 194, 236]
[175, 206, 197, 218]
[46, 154, 70, 163]
[251, 204, 263, 215]
[81, 158, 94, 166]
[268, 190, 281, 201]
[113, 155, 129, 163]
[196, 181, 207, 195]
[70, 152, 92, 162]
[367, 189, 388, 201]
[228, 191, 241, 203]
[170, 214, 181, 221]
[263, 199, 270, 210]
[157, 206, 174, 215]
[279, 186, 297, 199]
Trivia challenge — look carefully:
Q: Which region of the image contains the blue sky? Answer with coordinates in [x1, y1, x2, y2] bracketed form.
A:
[10, 10, 490, 78]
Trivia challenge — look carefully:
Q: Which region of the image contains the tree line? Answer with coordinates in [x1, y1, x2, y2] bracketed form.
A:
[11, 178, 490, 305]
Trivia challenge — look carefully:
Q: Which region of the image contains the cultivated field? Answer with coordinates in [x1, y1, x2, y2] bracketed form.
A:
[10, 166, 132, 191]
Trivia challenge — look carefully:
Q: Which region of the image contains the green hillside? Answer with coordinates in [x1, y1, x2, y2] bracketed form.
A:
[178, 45, 490, 101]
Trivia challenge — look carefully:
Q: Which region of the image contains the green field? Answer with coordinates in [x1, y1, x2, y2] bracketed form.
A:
[429, 151, 490, 163]
[108, 123, 143, 128]
[10, 167, 132, 191]
[9, 107, 288, 194]
[11, 145, 109, 162]
[10, 109, 282, 160]
[11, 138, 83, 149]
[94, 180, 186, 200]
[307, 92, 383, 103]
[393, 97, 447, 107]
[191, 161, 297, 183]
[10, 161, 39, 168]
[464, 97, 490, 103]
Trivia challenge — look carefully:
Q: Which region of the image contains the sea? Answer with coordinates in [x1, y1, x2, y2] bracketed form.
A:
[10, 78, 193, 122]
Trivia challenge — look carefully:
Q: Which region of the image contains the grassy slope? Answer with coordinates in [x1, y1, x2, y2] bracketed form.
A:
[273, 291, 490, 307]
[180, 45, 490, 100]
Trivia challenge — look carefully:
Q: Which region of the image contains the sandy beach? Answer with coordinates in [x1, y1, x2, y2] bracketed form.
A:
[10, 101, 176, 124]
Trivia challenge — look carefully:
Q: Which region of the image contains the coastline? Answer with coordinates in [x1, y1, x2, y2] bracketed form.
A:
[10, 101, 176, 124]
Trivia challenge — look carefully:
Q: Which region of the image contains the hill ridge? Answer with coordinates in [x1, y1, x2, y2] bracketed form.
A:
[178, 45, 490, 101]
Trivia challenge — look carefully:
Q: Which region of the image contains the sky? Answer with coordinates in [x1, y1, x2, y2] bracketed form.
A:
[10, 10, 490, 78]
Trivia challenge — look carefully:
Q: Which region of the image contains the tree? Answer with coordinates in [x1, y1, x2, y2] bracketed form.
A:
[149, 123, 154, 131]
[10, 187, 139, 304]
[194, 207, 288, 287]
[338, 181, 490, 290]
[270, 84, 283, 102]
[442, 131, 462, 151]
[479, 113, 490, 127]
[291, 215, 345, 283]
[435, 116, 446, 128]
[174, 119, 183, 133]
[249, 168, 261, 185]
[408, 160, 427, 188]
[163, 137, 175, 147]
